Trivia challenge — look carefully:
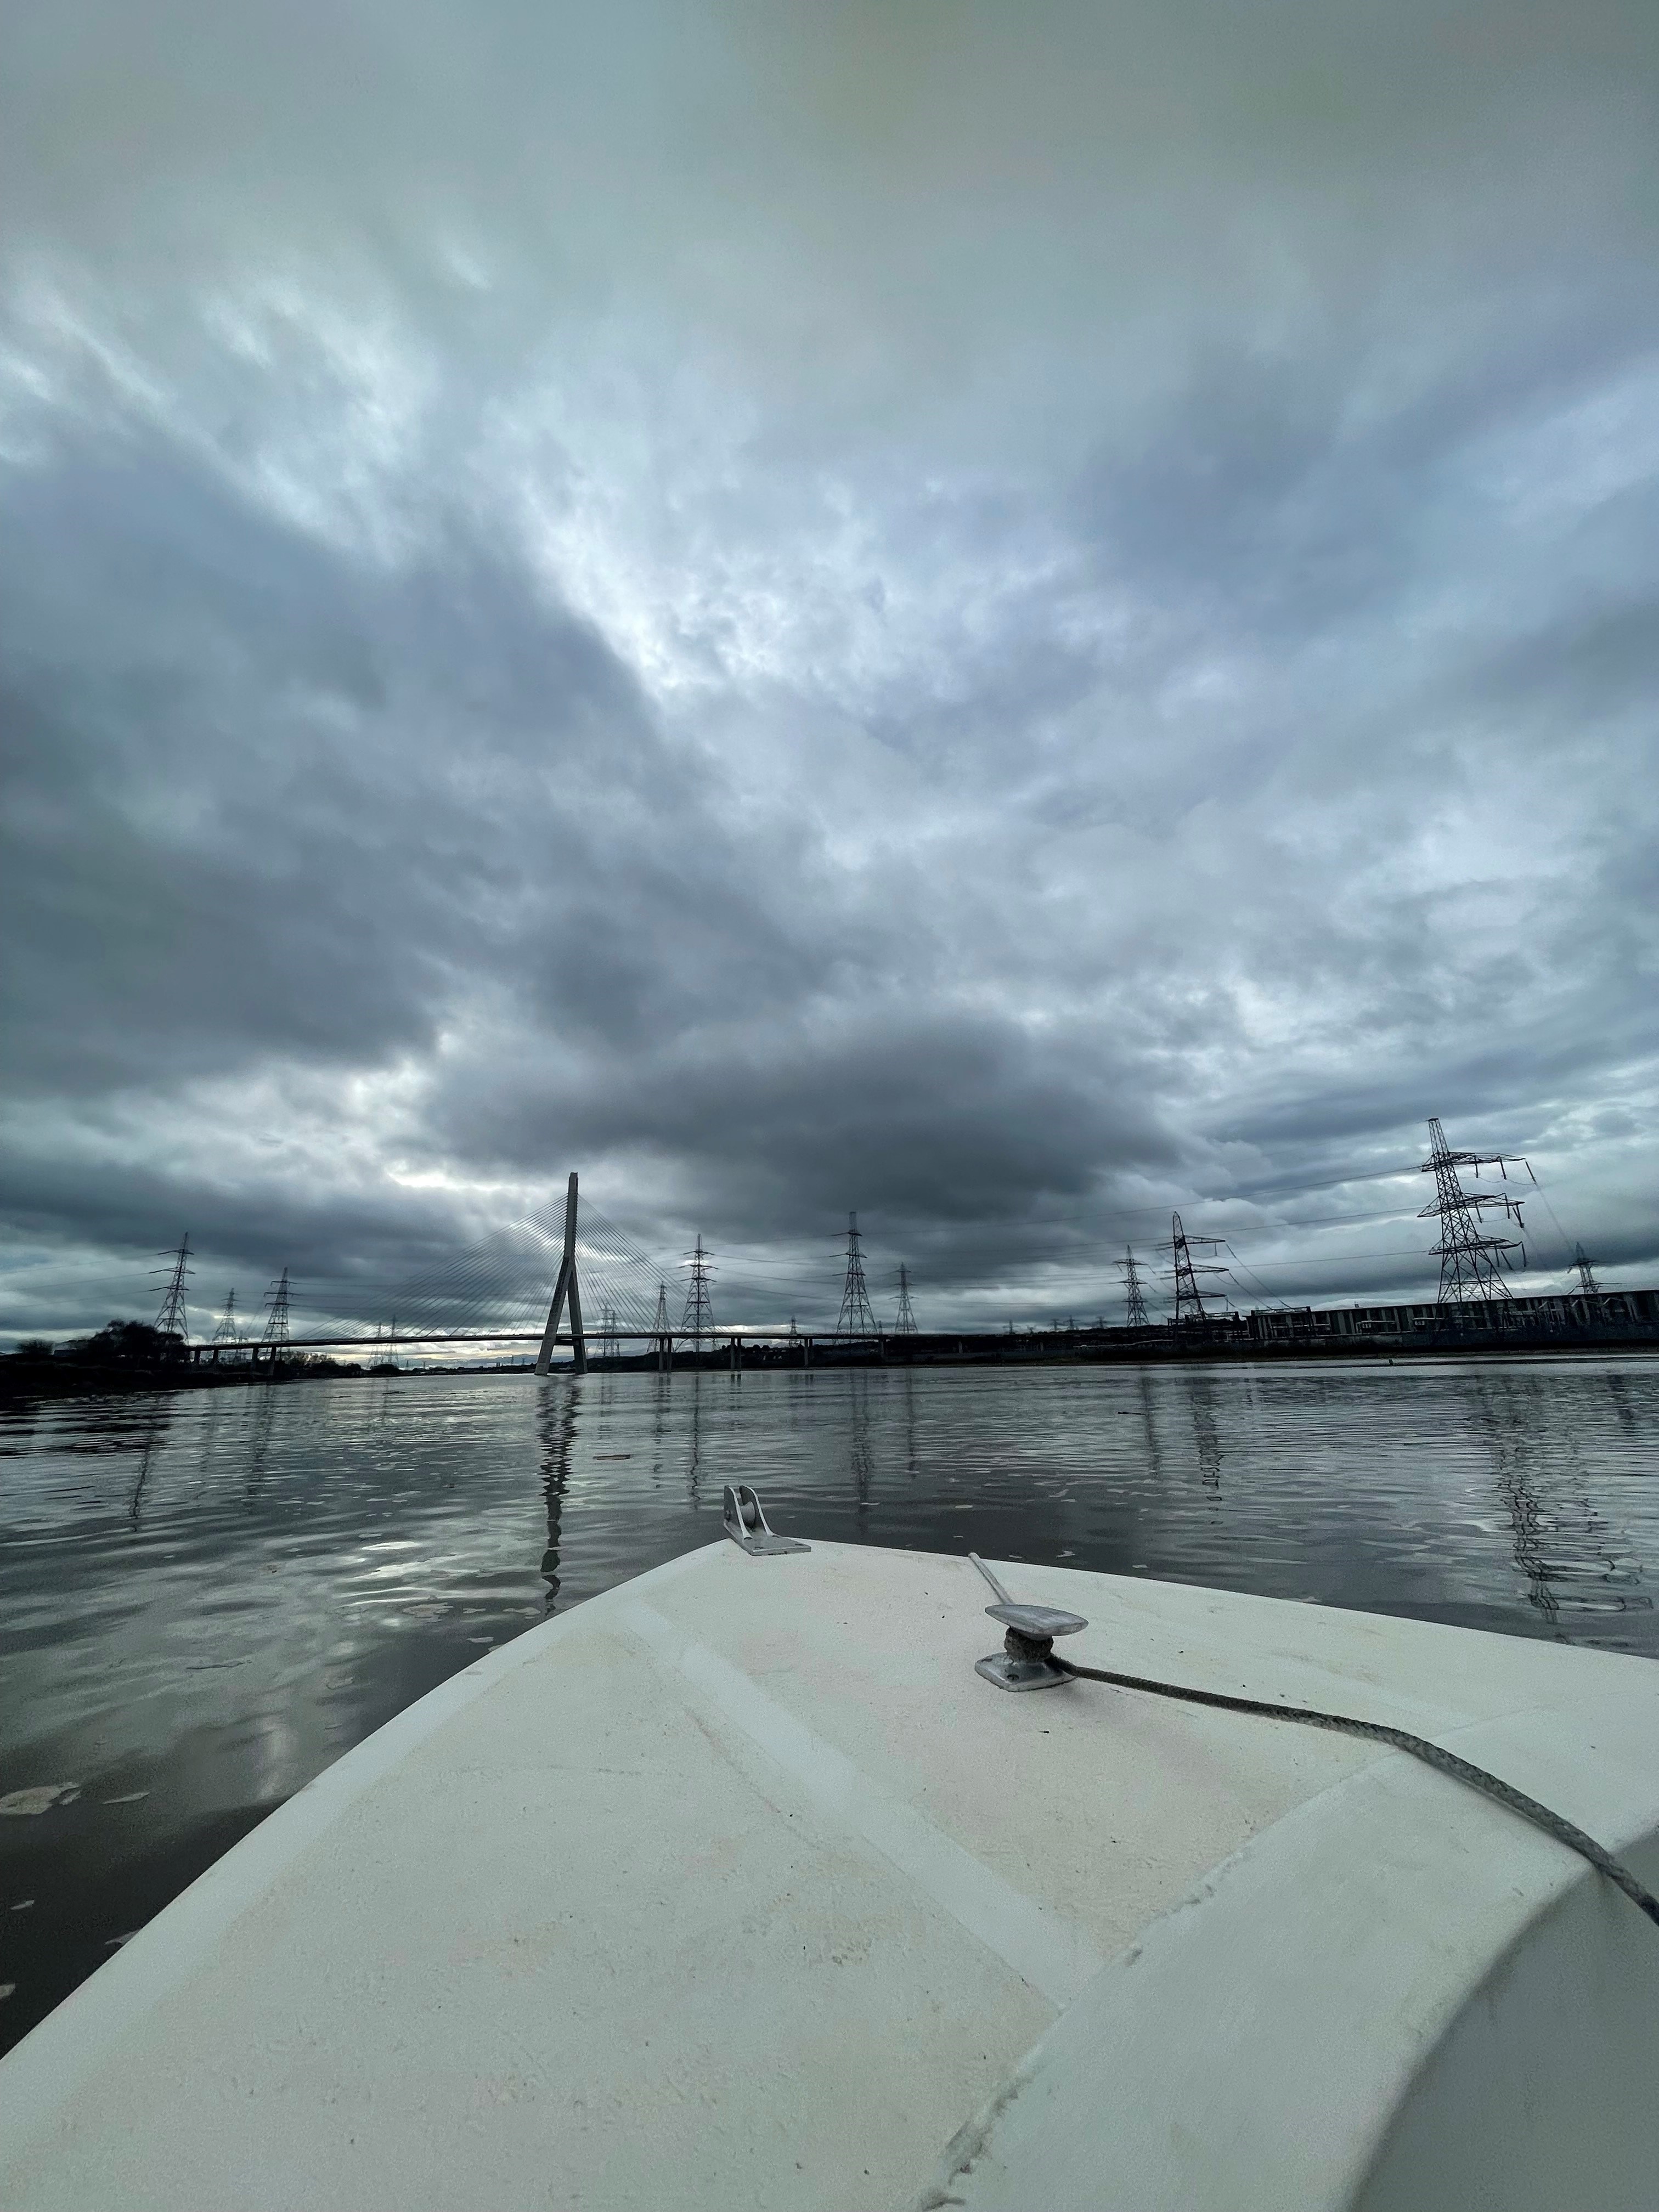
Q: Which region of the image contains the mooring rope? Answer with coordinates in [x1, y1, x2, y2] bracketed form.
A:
[963, 1548, 1659, 1929]
[1053, 1653, 1659, 1930]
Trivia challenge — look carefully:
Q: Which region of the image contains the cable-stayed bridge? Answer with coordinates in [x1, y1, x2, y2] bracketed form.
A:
[195, 1176, 910, 1371]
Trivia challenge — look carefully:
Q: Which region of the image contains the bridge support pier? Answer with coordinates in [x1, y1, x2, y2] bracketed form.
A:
[535, 1172, 588, 1378]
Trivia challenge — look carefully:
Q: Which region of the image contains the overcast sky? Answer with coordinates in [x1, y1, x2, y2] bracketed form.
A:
[3, 0, 1657, 1342]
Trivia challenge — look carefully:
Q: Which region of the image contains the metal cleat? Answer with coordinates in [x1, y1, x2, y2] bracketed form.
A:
[968, 1552, 1087, 1690]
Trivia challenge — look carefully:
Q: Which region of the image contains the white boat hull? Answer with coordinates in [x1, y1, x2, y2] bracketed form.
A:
[2, 1538, 1656, 2209]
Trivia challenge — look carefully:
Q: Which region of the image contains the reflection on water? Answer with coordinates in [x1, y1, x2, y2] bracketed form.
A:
[127, 1407, 168, 1532]
[1188, 1369, 1224, 1494]
[1470, 1371, 1652, 1633]
[848, 1372, 876, 1513]
[539, 1387, 575, 1611]
[2, 1355, 1657, 2050]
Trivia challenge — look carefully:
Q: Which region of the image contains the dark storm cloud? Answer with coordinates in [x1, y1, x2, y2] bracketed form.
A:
[433, 1005, 1172, 1226]
[2, 0, 1658, 1336]
[0, 429, 674, 1091]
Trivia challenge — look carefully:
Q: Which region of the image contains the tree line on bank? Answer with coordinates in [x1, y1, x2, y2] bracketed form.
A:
[2, 1321, 360, 1378]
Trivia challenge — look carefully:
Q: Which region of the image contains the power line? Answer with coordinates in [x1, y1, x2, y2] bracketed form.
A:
[1516, 1170, 1582, 1278]
[1223, 1243, 1289, 1310]
[1224, 1251, 1443, 1272]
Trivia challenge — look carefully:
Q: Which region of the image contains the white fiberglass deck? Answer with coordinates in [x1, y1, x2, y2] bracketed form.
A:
[2, 1537, 1657, 2210]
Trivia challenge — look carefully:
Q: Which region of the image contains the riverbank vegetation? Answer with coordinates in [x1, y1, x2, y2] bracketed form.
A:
[0, 1321, 362, 1400]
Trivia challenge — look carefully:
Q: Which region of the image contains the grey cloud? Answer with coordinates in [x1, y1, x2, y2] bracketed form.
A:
[2, 0, 1658, 1339]
[0, 424, 677, 1096]
[1472, 594, 1659, 721]
[433, 1006, 1173, 1223]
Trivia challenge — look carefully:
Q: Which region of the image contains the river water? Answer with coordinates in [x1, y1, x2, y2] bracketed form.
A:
[3, 1356, 1657, 2051]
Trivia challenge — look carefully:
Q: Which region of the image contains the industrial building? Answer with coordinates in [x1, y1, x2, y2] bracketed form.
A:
[1244, 1286, 1658, 1345]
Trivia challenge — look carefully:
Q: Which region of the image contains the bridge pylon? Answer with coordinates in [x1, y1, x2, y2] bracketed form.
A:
[535, 1172, 589, 1376]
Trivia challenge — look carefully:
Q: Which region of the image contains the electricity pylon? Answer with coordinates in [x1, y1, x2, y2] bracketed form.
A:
[1158, 1214, 1228, 1329]
[1572, 1245, 1602, 1297]
[835, 1212, 878, 1339]
[212, 1289, 240, 1358]
[1418, 1118, 1527, 1316]
[153, 1233, 193, 1344]
[681, 1234, 715, 1353]
[1116, 1245, 1150, 1328]
[260, 1268, 291, 1357]
[535, 1171, 588, 1376]
[893, 1263, 917, 1335]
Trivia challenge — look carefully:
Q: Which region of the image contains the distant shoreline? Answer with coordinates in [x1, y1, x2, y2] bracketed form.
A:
[0, 1358, 366, 1402]
[4, 1333, 1656, 1403]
